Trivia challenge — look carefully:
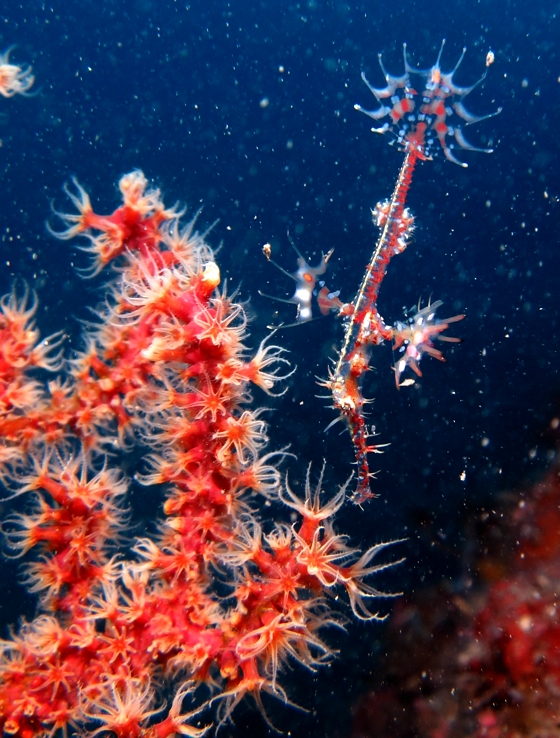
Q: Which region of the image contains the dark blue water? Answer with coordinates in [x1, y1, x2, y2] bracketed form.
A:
[0, 0, 558, 735]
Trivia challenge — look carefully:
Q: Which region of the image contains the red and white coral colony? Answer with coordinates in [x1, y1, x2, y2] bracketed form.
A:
[0, 170, 400, 737]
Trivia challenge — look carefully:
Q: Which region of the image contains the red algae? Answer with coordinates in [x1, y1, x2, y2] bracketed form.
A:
[352, 461, 560, 738]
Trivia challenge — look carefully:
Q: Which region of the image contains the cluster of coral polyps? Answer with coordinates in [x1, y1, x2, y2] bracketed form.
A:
[0, 48, 34, 98]
[352, 460, 560, 738]
[0, 171, 395, 738]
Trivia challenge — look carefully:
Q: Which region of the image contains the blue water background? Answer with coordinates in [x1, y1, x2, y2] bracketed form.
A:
[0, 0, 558, 735]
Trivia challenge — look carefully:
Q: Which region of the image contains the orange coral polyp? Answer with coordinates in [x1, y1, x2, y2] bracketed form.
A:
[214, 411, 268, 465]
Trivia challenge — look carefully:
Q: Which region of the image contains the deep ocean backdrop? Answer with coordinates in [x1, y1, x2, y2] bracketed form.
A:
[0, 0, 558, 736]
